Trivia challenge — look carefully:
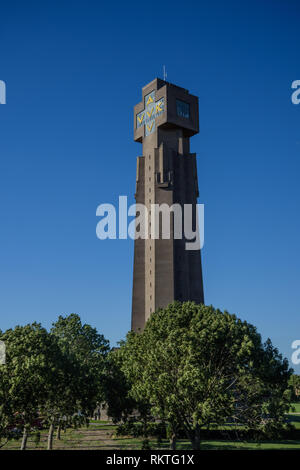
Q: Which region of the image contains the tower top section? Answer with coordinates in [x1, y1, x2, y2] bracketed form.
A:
[134, 78, 199, 143]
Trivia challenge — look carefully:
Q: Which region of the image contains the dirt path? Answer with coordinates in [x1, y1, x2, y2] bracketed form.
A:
[1, 426, 127, 450]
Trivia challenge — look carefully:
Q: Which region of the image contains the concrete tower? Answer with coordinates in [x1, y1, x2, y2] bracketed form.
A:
[131, 78, 204, 331]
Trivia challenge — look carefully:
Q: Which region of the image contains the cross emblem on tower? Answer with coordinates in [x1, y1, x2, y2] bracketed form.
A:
[136, 91, 165, 136]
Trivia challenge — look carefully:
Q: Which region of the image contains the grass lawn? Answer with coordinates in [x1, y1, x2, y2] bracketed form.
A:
[286, 402, 300, 428]
[1, 404, 299, 451]
[89, 420, 111, 424]
[1, 423, 300, 450]
[290, 402, 300, 413]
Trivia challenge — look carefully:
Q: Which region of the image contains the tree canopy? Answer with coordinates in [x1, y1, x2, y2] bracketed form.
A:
[116, 302, 292, 449]
[0, 305, 293, 450]
[0, 315, 110, 449]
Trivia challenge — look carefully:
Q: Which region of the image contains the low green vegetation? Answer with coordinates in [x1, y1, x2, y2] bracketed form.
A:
[0, 303, 299, 451]
[289, 403, 300, 413]
[105, 303, 293, 450]
[288, 375, 300, 403]
[0, 314, 109, 450]
[1, 423, 300, 450]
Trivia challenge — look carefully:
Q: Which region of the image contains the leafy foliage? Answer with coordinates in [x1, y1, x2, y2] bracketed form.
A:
[0, 305, 293, 451]
[288, 374, 300, 402]
[0, 315, 109, 449]
[117, 302, 292, 449]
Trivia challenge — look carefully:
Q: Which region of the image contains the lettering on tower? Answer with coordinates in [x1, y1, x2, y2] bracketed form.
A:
[136, 91, 165, 136]
[132, 78, 204, 332]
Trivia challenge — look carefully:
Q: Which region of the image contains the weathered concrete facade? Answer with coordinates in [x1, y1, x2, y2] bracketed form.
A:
[131, 79, 204, 331]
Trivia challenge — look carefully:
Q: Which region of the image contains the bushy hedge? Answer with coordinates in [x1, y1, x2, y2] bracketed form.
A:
[116, 421, 300, 442]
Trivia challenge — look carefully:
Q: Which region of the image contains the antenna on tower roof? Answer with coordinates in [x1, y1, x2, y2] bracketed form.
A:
[163, 65, 167, 82]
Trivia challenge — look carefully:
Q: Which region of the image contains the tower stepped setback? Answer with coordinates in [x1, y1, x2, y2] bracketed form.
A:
[132, 78, 204, 331]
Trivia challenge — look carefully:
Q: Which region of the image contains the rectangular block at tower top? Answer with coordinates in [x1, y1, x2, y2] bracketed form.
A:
[134, 78, 199, 143]
[131, 78, 204, 332]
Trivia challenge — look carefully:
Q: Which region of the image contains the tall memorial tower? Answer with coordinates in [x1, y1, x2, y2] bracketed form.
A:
[131, 78, 204, 331]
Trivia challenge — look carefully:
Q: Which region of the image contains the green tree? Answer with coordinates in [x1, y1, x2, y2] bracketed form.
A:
[0, 369, 16, 449]
[119, 302, 292, 450]
[51, 314, 110, 418]
[102, 348, 134, 422]
[40, 339, 84, 450]
[0, 323, 67, 450]
[288, 374, 300, 402]
[0, 316, 109, 450]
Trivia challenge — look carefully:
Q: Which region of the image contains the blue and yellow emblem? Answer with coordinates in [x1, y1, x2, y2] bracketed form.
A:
[136, 91, 165, 136]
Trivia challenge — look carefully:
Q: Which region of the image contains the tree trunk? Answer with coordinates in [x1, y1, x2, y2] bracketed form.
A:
[20, 427, 28, 451]
[47, 423, 54, 450]
[56, 424, 61, 440]
[191, 425, 201, 450]
[169, 433, 177, 450]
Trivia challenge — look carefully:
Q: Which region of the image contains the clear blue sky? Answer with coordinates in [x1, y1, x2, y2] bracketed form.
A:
[0, 0, 299, 371]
